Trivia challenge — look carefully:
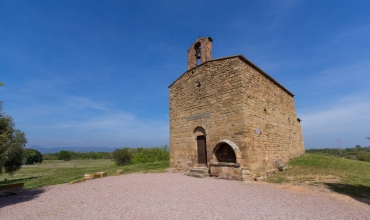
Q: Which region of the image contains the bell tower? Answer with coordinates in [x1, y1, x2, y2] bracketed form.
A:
[187, 37, 213, 70]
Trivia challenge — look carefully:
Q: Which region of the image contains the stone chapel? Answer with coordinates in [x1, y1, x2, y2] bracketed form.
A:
[168, 37, 305, 181]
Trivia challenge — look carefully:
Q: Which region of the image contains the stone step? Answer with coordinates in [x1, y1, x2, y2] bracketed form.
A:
[197, 164, 208, 168]
[186, 167, 209, 178]
[188, 167, 208, 174]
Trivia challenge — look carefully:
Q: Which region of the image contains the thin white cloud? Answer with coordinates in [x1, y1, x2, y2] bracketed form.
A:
[301, 93, 370, 148]
[314, 61, 370, 88]
[65, 96, 109, 111]
[17, 98, 169, 148]
[302, 101, 369, 134]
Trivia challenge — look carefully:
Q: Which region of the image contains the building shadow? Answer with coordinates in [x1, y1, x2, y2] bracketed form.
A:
[324, 183, 370, 205]
[0, 177, 45, 208]
[0, 188, 46, 208]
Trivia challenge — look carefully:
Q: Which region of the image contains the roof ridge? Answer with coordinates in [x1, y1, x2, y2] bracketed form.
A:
[169, 55, 294, 97]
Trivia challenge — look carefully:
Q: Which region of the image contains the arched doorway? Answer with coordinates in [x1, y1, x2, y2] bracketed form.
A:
[193, 127, 207, 165]
[196, 136, 207, 164]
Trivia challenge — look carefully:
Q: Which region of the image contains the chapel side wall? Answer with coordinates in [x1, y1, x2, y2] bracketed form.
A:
[169, 58, 248, 170]
[238, 59, 305, 174]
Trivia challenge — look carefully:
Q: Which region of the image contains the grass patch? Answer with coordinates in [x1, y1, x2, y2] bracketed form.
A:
[267, 153, 370, 197]
[0, 159, 169, 190]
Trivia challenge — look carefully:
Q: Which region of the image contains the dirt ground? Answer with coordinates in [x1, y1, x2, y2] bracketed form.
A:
[1, 173, 369, 220]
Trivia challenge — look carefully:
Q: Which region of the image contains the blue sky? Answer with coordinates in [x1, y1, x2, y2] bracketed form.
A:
[1, 1, 369, 149]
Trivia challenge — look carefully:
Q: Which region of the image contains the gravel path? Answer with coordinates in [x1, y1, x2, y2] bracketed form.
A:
[1, 173, 369, 219]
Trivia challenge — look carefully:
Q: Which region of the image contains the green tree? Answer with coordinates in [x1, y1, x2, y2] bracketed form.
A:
[356, 151, 370, 162]
[355, 145, 362, 151]
[57, 150, 72, 161]
[0, 104, 27, 174]
[23, 148, 43, 165]
[112, 148, 132, 166]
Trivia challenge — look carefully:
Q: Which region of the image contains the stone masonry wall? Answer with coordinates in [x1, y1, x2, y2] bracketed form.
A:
[169, 57, 248, 170]
[237, 58, 305, 174]
[169, 55, 305, 177]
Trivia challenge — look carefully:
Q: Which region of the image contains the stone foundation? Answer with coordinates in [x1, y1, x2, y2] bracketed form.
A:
[209, 162, 241, 181]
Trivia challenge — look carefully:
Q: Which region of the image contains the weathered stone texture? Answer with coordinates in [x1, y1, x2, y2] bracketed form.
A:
[187, 37, 213, 70]
[169, 39, 304, 179]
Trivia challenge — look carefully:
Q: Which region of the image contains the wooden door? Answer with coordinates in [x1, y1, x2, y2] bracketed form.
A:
[197, 136, 207, 164]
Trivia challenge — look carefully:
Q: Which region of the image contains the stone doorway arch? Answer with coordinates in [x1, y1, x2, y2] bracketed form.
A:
[211, 139, 241, 165]
[209, 139, 242, 180]
[193, 126, 206, 137]
[214, 143, 237, 163]
[193, 126, 207, 165]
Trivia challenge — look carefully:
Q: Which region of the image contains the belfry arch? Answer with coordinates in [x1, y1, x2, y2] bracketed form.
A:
[187, 37, 213, 70]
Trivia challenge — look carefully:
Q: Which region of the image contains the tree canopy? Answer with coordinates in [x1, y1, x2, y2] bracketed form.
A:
[23, 148, 43, 165]
[0, 102, 27, 174]
[57, 150, 72, 161]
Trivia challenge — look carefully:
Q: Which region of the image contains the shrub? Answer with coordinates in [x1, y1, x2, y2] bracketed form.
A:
[23, 148, 43, 164]
[43, 151, 112, 160]
[112, 148, 133, 166]
[2, 136, 24, 174]
[131, 146, 169, 164]
[43, 153, 58, 160]
[356, 151, 370, 162]
[57, 150, 72, 161]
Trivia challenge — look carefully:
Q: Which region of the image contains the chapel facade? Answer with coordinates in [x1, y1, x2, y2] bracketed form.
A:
[168, 37, 305, 181]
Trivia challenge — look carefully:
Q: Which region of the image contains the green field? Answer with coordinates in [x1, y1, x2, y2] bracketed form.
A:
[0, 159, 169, 190]
[267, 153, 370, 198]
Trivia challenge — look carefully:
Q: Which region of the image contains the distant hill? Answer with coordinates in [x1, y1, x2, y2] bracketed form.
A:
[27, 146, 116, 154]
